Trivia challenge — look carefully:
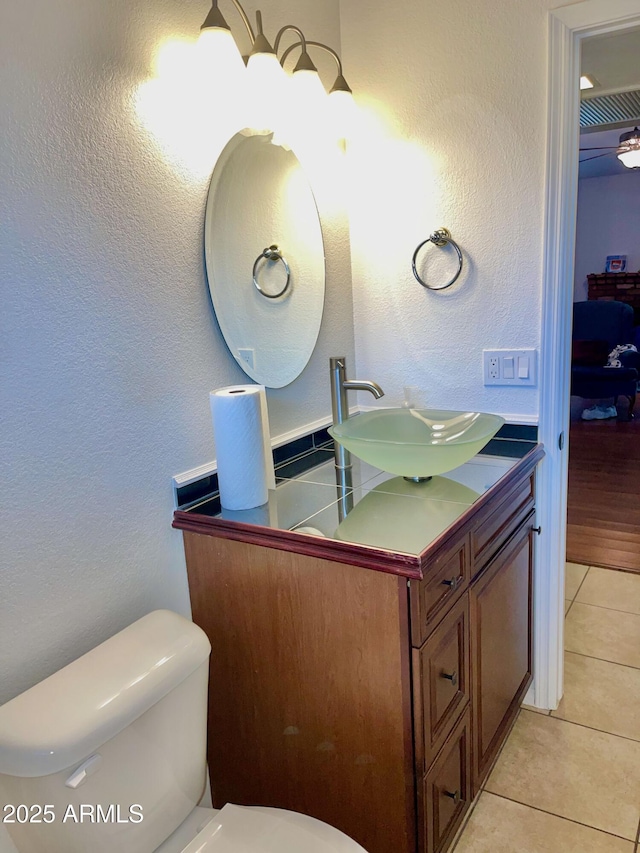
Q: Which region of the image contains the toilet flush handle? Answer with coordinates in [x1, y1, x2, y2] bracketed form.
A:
[64, 753, 103, 789]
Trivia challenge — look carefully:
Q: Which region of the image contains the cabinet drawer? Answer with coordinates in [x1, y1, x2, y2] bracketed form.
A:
[410, 535, 470, 646]
[471, 474, 534, 575]
[419, 706, 471, 853]
[414, 596, 470, 774]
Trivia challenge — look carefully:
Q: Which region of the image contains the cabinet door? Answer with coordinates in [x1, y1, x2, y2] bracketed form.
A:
[470, 516, 534, 793]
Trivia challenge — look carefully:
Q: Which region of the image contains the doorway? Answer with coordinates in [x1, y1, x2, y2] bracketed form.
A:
[535, 0, 640, 712]
[566, 27, 640, 572]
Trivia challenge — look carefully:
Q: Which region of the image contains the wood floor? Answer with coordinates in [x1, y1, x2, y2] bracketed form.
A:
[566, 414, 640, 573]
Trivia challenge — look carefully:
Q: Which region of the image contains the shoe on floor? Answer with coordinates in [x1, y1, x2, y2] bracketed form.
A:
[601, 405, 618, 418]
[581, 405, 608, 420]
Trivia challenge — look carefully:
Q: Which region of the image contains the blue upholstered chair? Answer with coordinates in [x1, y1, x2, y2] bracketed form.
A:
[571, 300, 638, 419]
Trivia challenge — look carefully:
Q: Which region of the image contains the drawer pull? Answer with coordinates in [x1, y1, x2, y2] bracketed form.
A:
[443, 789, 461, 805]
[441, 575, 462, 590]
[440, 670, 458, 687]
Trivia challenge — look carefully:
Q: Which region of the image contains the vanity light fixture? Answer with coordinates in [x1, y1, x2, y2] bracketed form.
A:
[198, 0, 355, 132]
[579, 74, 596, 90]
[273, 25, 328, 115]
[617, 127, 640, 169]
[279, 38, 355, 119]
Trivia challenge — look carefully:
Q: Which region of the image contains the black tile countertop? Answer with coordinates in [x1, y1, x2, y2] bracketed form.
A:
[173, 436, 543, 578]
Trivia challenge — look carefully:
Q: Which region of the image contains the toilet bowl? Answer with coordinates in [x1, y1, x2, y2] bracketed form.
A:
[0, 611, 366, 853]
[158, 803, 366, 852]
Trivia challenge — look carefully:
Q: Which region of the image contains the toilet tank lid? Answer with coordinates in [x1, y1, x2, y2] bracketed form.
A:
[0, 610, 211, 778]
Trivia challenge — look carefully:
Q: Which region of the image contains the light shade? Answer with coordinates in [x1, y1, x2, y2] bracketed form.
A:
[246, 51, 289, 134]
[290, 49, 326, 102]
[288, 67, 328, 142]
[290, 48, 327, 109]
[328, 87, 356, 140]
[617, 128, 640, 169]
[246, 48, 286, 84]
[291, 68, 327, 101]
[197, 27, 246, 78]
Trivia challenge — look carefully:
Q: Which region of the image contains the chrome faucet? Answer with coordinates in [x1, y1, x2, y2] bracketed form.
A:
[330, 356, 384, 473]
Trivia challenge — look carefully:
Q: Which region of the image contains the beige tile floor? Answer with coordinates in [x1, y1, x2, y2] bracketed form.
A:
[453, 563, 640, 853]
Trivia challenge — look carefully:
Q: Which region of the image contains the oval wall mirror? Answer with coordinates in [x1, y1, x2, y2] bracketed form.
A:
[204, 130, 326, 388]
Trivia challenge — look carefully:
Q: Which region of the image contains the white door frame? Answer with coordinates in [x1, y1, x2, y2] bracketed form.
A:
[534, 0, 640, 710]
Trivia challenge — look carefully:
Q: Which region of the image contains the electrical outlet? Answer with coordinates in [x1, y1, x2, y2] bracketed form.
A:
[483, 349, 537, 386]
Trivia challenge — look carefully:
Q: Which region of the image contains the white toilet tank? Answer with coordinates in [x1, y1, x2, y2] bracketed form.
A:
[0, 610, 211, 853]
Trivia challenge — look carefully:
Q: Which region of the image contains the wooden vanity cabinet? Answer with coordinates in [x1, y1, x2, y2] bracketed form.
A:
[182, 534, 417, 853]
[175, 448, 541, 853]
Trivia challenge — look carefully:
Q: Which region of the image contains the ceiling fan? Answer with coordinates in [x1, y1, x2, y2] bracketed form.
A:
[579, 126, 640, 168]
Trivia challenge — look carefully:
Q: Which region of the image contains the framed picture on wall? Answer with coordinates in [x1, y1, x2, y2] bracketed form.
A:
[605, 255, 627, 273]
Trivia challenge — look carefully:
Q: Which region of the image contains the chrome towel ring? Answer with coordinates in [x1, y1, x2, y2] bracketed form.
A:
[252, 245, 291, 299]
[411, 228, 463, 291]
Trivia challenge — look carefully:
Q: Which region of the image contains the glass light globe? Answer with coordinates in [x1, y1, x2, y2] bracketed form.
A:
[246, 52, 289, 133]
[617, 146, 640, 168]
[617, 129, 640, 169]
[328, 88, 356, 141]
[290, 68, 327, 106]
[197, 27, 246, 77]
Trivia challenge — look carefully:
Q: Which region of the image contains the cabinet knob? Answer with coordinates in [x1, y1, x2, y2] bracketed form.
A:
[441, 575, 462, 590]
[441, 670, 458, 687]
[443, 789, 461, 805]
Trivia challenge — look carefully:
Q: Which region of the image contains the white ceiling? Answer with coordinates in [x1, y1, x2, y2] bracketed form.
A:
[581, 27, 640, 93]
[579, 27, 640, 179]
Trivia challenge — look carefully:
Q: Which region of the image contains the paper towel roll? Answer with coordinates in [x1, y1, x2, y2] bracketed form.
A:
[210, 385, 274, 511]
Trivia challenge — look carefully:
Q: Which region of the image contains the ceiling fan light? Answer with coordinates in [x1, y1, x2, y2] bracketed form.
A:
[617, 127, 640, 169]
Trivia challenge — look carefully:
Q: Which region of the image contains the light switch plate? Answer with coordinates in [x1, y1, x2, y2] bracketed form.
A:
[483, 349, 537, 386]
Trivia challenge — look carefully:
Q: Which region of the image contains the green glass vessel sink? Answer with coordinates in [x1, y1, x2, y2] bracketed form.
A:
[328, 408, 505, 478]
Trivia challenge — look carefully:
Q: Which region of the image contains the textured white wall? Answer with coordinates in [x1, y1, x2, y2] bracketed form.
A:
[0, 0, 595, 843]
[0, 0, 349, 732]
[574, 171, 640, 300]
[339, 0, 576, 419]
